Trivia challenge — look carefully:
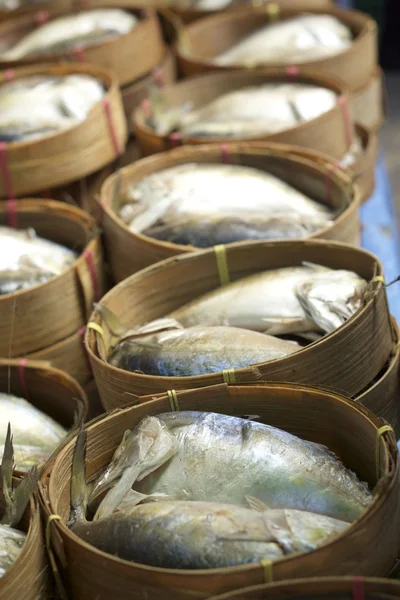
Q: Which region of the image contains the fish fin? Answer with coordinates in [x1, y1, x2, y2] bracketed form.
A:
[246, 496, 270, 512]
[1, 426, 38, 527]
[301, 262, 331, 272]
[116, 490, 175, 515]
[94, 464, 141, 521]
[262, 317, 305, 336]
[113, 318, 184, 348]
[68, 425, 88, 526]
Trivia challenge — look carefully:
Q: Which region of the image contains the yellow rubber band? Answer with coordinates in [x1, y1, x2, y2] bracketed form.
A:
[87, 322, 106, 348]
[260, 558, 273, 583]
[46, 514, 62, 552]
[222, 369, 236, 385]
[372, 276, 385, 284]
[167, 389, 179, 412]
[266, 2, 280, 21]
[376, 425, 394, 480]
[214, 245, 230, 286]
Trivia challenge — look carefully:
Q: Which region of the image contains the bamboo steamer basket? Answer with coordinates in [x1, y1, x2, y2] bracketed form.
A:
[85, 239, 394, 406]
[285, 124, 378, 205]
[0, 359, 88, 463]
[0, 62, 127, 197]
[40, 383, 400, 599]
[208, 577, 400, 599]
[0, 7, 165, 87]
[169, 0, 333, 25]
[122, 48, 176, 134]
[0, 477, 49, 599]
[176, 7, 378, 92]
[0, 199, 106, 357]
[100, 142, 360, 281]
[133, 69, 354, 159]
[83, 378, 104, 420]
[350, 67, 384, 131]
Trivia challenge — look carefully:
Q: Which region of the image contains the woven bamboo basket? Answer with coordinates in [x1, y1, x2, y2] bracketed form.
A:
[285, 124, 378, 205]
[0, 7, 165, 87]
[122, 48, 176, 134]
[0, 198, 106, 357]
[0, 358, 88, 434]
[133, 69, 354, 159]
[100, 142, 360, 281]
[86, 239, 394, 407]
[0, 63, 127, 197]
[169, 0, 333, 25]
[0, 477, 49, 599]
[176, 7, 378, 92]
[82, 378, 104, 420]
[350, 67, 384, 131]
[40, 383, 399, 599]
[208, 577, 400, 599]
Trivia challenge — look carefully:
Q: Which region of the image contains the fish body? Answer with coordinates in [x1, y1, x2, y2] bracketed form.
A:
[1, 9, 137, 60]
[123, 163, 333, 246]
[108, 325, 300, 376]
[168, 265, 367, 336]
[0, 393, 67, 470]
[0, 524, 26, 577]
[73, 501, 348, 569]
[152, 84, 337, 138]
[96, 412, 371, 522]
[0, 226, 77, 294]
[215, 15, 352, 66]
[0, 75, 104, 142]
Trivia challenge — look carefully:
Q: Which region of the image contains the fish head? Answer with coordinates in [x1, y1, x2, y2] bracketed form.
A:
[295, 270, 368, 334]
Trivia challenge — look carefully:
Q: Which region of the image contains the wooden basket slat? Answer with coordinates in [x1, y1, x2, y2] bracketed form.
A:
[350, 67, 384, 131]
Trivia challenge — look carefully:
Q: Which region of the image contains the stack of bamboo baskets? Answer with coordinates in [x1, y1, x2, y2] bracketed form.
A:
[0, 0, 397, 598]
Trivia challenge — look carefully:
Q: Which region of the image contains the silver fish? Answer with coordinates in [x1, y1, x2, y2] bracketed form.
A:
[92, 413, 372, 523]
[1, 9, 137, 60]
[0, 74, 104, 142]
[0, 393, 67, 471]
[0, 226, 77, 294]
[215, 15, 352, 66]
[167, 264, 367, 336]
[70, 428, 349, 569]
[122, 163, 333, 246]
[108, 325, 301, 376]
[151, 83, 337, 138]
[74, 500, 349, 569]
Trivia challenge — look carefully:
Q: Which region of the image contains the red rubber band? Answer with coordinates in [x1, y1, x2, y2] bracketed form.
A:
[101, 97, 122, 156]
[220, 143, 230, 164]
[0, 143, 16, 226]
[34, 10, 49, 24]
[78, 325, 93, 374]
[338, 96, 352, 149]
[4, 70, 14, 82]
[168, 132, 182, 149]
[18, 359, 30, 401]
[352, 577, 365, 600]
[82, 247, 100, 302]
[325, 162, 340, 204]
[286, 65, 299, 82]
[71, 45, 85, 63]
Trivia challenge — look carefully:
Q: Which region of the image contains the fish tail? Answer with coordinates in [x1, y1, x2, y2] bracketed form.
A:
[68, 425, 88, 526]
[1, 425, 38, 527]
[94, 303, 126, 336]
